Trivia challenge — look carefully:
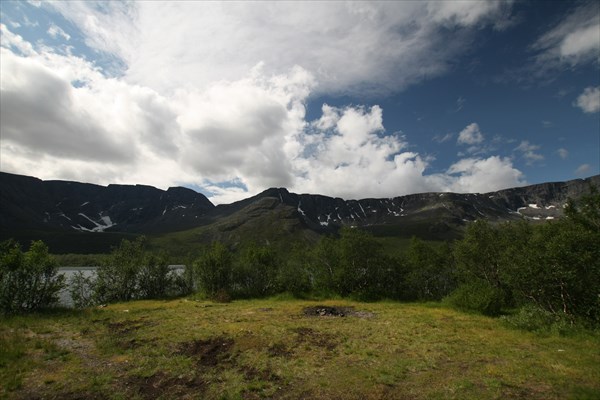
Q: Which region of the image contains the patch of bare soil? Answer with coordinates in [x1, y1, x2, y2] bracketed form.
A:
[302, 305, 375, 318]
[240, 365, 281, 382]
[103, 318, 156, 350]
[13, 390, 107, 400]
[127, 371, 206, 400]
[174, 335, 286, 398]
[267, 342, 293, 358]
[175, 336, 235, 368]
[292, 327, 338, 351]
[105, 318, 155, 335]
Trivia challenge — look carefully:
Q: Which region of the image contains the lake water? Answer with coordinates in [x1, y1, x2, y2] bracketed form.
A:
[56, 265, 186, 308]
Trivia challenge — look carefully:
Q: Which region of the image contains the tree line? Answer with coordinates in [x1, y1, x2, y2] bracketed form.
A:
[2, 188, 598, 328]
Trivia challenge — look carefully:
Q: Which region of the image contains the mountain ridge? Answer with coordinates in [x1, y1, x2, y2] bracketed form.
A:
[1, 171, 598, 253]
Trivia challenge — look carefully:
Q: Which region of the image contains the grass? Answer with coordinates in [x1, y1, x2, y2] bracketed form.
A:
[1, 299, 599, 399]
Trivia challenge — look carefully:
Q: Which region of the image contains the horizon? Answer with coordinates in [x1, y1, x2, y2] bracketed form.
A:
[1, 1, 599, 204]
[3, 169, 598, 205]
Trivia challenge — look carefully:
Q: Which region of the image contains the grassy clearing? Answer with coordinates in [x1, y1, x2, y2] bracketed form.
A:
[1, 299, 599, 400]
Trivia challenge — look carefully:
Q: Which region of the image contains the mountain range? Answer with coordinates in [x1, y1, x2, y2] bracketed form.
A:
[1, 171, 599, 253]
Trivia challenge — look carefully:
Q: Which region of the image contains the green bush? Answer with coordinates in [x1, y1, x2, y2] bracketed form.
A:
[276, 254, 312, 298]
[69, 271, 95, 309]
[501, 304, 573, 335]
[137, 253, 171, 299]
[445, 280, 504, 316]
[233, 244, 279, 298]
[94, 237, 146, 303]
[0, 240, 65, 314]
[94, 237, 179, 304]
[193, 242, 233, 299]
[405, 238, 456, 301]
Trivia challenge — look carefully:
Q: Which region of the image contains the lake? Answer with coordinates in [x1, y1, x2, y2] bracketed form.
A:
[56, 265, 186, 307]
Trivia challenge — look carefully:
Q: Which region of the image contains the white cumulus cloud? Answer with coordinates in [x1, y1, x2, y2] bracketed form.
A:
[446, 156, 526, 193]
[574, 86, 600, 113]
[0, 5, 530, 204]
[457, 123, 484, 145]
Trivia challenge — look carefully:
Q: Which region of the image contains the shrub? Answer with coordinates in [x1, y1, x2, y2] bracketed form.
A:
[233, 244, 279, 298]
[170, 265, 195, 297]
[193, 242, 233, 298]
[501, 304, 573, 335]
[0, 240, 65, 314]
[405, 238, 456, 301]
[137, 253, 171, 299]
[93, 237, 178, 304]
[276, 256, 312, 297]
[94, 237, 146, 303]
[69, 271, 96, 309]
[445, 280, 504, 316]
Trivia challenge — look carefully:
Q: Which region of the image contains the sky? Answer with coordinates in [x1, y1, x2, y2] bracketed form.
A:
[0, 1, 599, 204]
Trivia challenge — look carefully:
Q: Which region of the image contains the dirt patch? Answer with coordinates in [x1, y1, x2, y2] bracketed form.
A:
[292, 327, 338, 351]
[303, 305, 375, 319]
[175, 336, 235, 367]
[105, 318, 155, 335]
[303, 305, 351, 317]
[117, 337, 146, 350]
[101, 319, 156, 351]
[127, 371, 206, 400]
[13, 390, 107, 400]
[267, 342, 293, 358]
[240, 365, 281, 382]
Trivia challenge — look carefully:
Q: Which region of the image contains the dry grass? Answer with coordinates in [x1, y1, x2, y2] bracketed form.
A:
[1, 299, 599, 399]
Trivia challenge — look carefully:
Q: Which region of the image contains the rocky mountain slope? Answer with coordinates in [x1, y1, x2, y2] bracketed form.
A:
[1, 171, 598, 252]
[0, 172, 214, 234]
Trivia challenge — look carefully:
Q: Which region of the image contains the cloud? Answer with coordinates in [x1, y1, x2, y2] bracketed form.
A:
[0, 26, 183, 185]
[457, 123, 484, 145]
[427, 1, 513, 29]
[446, 156, 525, 193]
[574, 86, 600, 113]
[1, 8, 529, 204]
[557, 148, 569, 160]
[0, 48, 133, 163]
[288, 106, 525, 199]
[290, 105, 422, 199]
[514, 141, 544, 165]
[575, 164, 592, 176]
[433, 133, 454, 143]
[47, 23, 70, 40]
[47, 1, 513, 96]
[178, 65, 315, 191]
[201, 186, 252, 206]
[532, 2, 600, 70]
[454, 96, 466, 112]
[1, 23, 35, 55]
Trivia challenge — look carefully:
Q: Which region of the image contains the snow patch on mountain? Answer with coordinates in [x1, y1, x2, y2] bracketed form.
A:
[72, 213, 116, 232]
[297, 201, 306, 217]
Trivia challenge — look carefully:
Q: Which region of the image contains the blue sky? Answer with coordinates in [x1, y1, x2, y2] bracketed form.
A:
[1, 1, 598, 204]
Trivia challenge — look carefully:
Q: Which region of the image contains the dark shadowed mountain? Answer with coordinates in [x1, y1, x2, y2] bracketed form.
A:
[0, 172, 214, 233]
[1, 171, 598, 253]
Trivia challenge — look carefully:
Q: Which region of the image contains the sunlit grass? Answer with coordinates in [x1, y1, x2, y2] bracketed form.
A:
[1, 299, 599, 399]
